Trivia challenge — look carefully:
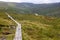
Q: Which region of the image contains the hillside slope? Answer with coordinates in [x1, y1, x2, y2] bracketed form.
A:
[0, 12, 60, 40]
[0, 2, 60, 40]
[0, 12, 16, 40]
[0, 2, 60, 17]
[6, 13, 60, 40]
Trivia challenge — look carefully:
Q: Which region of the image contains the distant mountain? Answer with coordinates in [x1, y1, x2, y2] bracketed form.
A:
[0, 1, 60, 17]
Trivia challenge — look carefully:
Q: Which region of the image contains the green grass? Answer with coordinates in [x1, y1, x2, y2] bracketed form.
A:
[0, 12, 60, 40]
[9, 13, 60, 40]
[0, 12, 16, 40]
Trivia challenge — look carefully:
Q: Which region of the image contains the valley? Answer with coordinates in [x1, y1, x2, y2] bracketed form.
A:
[0, 2, 60, 40]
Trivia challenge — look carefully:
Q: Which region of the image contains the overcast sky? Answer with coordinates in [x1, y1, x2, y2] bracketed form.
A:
[0, 0, 60, 4]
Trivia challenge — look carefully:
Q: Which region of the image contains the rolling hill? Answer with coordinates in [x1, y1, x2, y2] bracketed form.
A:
[0, 1, 60, 40]
[0, 12, 60, 40]
[0, 1, 60, 17]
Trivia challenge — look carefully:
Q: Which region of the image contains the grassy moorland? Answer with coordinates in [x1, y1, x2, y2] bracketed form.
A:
[0, 12, 16, 40]
[9, 13, 60, 40]
[0, 12, 60, 40]
[0, 2, 60, 40]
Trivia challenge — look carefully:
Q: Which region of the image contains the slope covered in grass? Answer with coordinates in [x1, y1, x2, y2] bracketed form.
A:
[8, 13, 60, 40]
[0, 2, 60, 40]
[0, 12, 16, 40]
[0, 2, 60, 17]
[0, 12, 60, 40]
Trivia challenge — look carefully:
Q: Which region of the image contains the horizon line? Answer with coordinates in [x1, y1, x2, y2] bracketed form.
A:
[0, 1, 60, 4]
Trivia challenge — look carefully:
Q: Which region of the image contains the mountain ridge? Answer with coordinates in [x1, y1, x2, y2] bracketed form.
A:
[0, 1, 60, 17]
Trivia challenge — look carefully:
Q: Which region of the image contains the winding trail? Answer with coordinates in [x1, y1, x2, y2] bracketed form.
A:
[6, 13, 22, 40]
